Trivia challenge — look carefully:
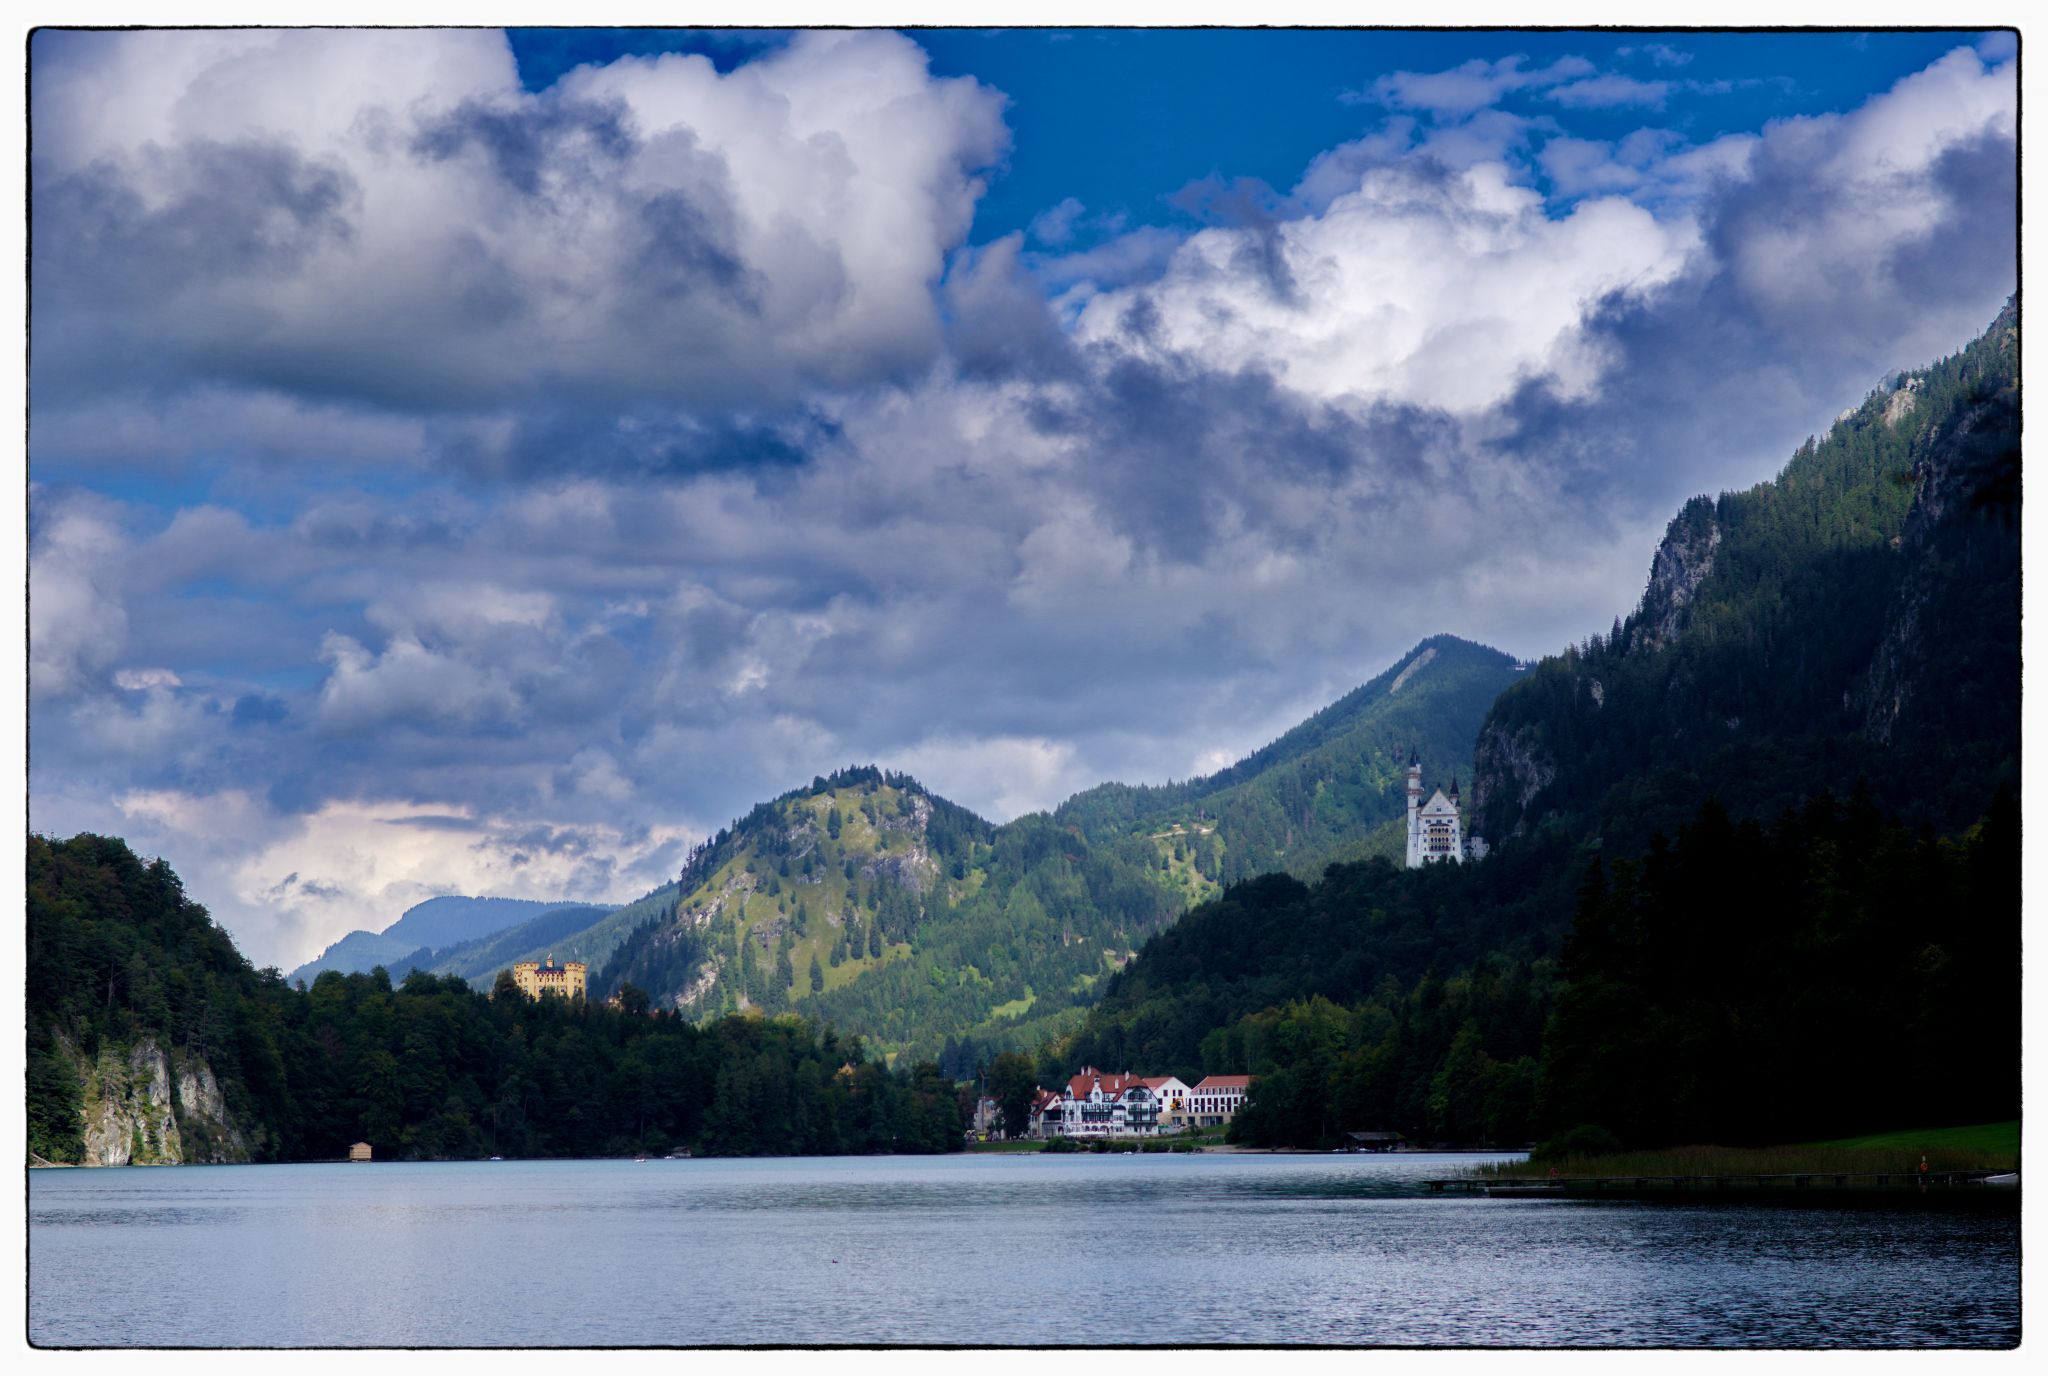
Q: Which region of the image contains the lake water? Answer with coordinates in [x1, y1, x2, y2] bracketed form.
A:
[29, 1152, 2019, 1347]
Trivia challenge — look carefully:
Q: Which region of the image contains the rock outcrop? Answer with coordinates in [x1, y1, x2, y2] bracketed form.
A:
[1860, 306, 2020, 745]
[1629, 496, 1721, 655]
[1469, 721, 1558, 842]
[55, 1033, 253, 1166]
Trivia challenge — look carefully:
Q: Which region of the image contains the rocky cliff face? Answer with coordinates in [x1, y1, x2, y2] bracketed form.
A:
[1469, 719, 1558, 843]
[1860, 308, 2020, 745]
[57, 1033, 252, 1166]
[1629, 496, 1721, 656]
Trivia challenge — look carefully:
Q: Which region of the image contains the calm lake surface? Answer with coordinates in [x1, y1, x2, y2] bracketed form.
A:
[29, 1152, 2018, 1347]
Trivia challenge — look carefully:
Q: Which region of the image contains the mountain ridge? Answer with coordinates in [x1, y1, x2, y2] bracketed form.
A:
[581, 632, 1517, 1062]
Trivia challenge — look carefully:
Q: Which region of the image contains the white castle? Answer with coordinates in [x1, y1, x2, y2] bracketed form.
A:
[1405, 756, 1467, 868]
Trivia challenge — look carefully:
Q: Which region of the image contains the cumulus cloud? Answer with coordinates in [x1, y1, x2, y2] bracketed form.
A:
[1070, 160, 1696, 413]
[66, 789, 695, 968]
[29, 494, 131, 699]
[31, 28, 1007, 413]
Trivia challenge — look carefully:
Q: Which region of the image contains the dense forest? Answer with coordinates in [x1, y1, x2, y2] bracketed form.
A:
[1071, 299, 2021, 1152]
[1472, 297, 2019, 852]
[28, 833, 965, 1164]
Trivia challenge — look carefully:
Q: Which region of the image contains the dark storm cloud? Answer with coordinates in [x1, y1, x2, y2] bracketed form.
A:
[33, 140, 360, 395]
[38, 139, 358, 286]
[446, 407, 834, 483]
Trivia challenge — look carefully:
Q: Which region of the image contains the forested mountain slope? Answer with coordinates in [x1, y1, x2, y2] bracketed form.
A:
[1072, 298, 2021, 1150]
[1470, 296, 2019, 852]
[591, 767, 1182, 1066]
[1055, 635, 1519, 887]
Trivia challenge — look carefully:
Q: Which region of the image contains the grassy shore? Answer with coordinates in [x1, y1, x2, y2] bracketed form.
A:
[1475, 1122, 2018, 1180]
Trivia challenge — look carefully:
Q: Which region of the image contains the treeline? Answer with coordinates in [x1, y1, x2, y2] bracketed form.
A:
[1069, 827, 1582, 1081]
[1541, 788, 2017, 1148]
[28, 833, 965, 1163]
[1078, 787, 2018, 1152]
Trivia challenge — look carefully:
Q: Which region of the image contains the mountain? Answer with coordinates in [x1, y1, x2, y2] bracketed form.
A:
[591, 766, 1170, 1064]
[585, 636, 1516, 1063]
[288, 895, 594, 985]
[420, 902, 621, 983]
[1056, 634, 1521, 887]
[1069, 298, 2020, 1150]
[1470, 296, 2019, 852]
[27, 833, 965, 1164]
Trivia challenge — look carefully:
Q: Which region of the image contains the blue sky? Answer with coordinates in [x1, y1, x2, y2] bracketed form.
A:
[27, 27, 2017, 966]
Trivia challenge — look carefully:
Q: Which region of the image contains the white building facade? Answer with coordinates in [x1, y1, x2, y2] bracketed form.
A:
[1142, 1076, 1194, 1133]
[1188, 1075, 1254, 1128]
[1037, 1068, 1161, 1138]
[1405, 758, 1466, 868]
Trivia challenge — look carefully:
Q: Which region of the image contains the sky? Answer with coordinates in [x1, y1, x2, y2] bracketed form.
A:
[24, 24, 2018, 969]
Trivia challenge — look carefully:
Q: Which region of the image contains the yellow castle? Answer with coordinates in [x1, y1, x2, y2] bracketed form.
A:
[512, 955, 587, 1001]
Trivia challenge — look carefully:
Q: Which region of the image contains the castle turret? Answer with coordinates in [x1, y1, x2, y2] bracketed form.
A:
[1405, 754, 1424, 868]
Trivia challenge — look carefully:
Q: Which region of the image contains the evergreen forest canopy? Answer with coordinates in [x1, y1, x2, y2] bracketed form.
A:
[27, 833, 965, 1164]
[1074, 297, 2020, 1152]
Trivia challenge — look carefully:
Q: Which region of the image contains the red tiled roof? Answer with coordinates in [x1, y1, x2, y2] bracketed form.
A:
[1192, 1075, 1254, 1091]
[1067, 1069, 1148, 1098]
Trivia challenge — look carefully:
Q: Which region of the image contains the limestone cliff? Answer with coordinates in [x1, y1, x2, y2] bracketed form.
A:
[1859, 301, 2020, 746]
[1628, 496, 1721, 656]
[52, 1032, 252, 1166]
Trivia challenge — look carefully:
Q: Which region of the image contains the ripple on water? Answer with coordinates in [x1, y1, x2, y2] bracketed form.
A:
[28, 1154, 2018, 1347]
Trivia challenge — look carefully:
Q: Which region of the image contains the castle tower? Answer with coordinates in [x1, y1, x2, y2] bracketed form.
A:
[1405, 755, 1423, 868]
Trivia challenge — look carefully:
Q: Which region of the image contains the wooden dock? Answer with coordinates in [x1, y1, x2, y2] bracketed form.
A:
[1426, 1171, 2014, 1201]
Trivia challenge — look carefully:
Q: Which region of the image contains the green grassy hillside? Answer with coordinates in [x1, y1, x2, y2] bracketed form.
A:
[593, 767, 1181, 1063]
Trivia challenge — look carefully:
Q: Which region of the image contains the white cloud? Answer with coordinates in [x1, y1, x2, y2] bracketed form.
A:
[1366, 55, 1595, 114]
[315, 631, 523, 733]
[1547, 74, 1671, 110]
[890, 735, 1088, 822]
[29, 497, 130, 698]
[1724, 46, 2015, 325]
[1072, 160, 1696, 414]
[33, 29, 1009, 411]
[94, 790, 695, 969]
